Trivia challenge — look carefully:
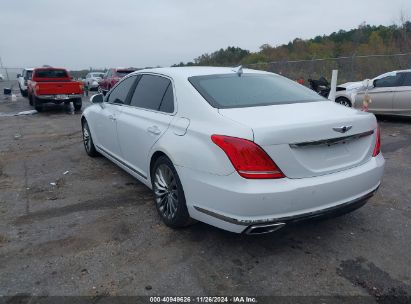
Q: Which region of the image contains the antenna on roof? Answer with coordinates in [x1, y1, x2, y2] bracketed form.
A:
[232, 65, 243, 77]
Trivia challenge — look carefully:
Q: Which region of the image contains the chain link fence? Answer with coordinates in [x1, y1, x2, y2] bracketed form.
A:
[2, 52, 411, 85]
[245, 53, 411, 84]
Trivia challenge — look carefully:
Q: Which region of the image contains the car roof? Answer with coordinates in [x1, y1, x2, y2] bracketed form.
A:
[115, 67, 137, 71]
[33, 67, 67, 71]
[394, 69, 411, 73]
[132, 66, 272, 78]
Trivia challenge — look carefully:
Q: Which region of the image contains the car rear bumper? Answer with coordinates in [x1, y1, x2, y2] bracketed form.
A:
[36, 94, 82, 102]
[176, 154, 385, 233]
[37, 94, 82, 99]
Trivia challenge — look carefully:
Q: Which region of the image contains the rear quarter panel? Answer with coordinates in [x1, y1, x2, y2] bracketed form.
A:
[148, 76, 254, 179]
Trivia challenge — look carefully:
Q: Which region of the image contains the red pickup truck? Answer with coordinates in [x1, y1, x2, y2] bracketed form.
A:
[27, 68, 84, 112]
[98, 67, 137, 95]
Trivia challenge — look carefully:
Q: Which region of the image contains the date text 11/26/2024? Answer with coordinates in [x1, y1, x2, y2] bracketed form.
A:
[149, 296, 257, 303]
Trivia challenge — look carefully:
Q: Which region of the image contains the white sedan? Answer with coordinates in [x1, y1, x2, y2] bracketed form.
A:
[81, 67, 385, 235]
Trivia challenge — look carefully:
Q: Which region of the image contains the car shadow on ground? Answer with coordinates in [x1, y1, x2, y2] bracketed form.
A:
[36, 103, 82, 115]
[376, 114, 411, 124]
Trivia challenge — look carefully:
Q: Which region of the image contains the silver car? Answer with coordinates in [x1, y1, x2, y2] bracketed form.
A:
[336, 69, 411, 116]
[84, 72, 105, 90]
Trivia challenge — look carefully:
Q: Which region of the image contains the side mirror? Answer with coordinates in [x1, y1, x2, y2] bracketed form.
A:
[362, 79, 373, 89]
[90, 94, 104, 104]
[17, 74, 21, 78]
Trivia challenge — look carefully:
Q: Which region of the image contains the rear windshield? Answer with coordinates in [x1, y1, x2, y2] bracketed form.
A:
[189, 73, 324, 108]
[35, 69, 68, 78]
[91, 73, 104, 78]
[116, 70, 134, 77]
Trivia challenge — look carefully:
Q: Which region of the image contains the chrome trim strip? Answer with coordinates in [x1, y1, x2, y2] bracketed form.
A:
[290, 130, 374, 148]
[37, 94, 82, 100]
[96, 145, 147, 179]
[193, 186, 378, 226]
[193, 206, 250, 226]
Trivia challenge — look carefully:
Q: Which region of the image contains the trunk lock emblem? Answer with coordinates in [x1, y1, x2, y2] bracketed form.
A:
[333, 125, 352, 133]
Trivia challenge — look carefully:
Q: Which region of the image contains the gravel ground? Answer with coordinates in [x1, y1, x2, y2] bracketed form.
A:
[0, 80, 410, 302]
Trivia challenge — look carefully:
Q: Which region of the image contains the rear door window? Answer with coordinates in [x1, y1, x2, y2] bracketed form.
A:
[129, 74, 174, 113]
[400, 72, 411, 86]
[159, 84, 174, 113]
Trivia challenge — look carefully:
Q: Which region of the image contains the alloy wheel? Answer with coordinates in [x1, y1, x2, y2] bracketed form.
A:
[153, 164, 179, 220]
[83, 124, 91, 153]
[337, 98, 351, 107]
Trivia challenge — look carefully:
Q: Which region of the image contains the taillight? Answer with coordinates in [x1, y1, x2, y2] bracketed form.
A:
[35, 84, 40, 92]
[372, 126, 381, 157]
[211, 135, 285, 179]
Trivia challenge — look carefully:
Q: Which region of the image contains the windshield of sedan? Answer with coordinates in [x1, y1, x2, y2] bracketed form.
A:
[189, 73, 325, 108]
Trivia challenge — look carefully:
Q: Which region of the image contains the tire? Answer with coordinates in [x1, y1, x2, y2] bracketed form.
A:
[82, 120, 98, 157]
[33, 97, 43, 112]
[22, 90, 28, 97]
[151, 156, 192, 228]
[28, 94, 33, 106]
[73, 98, 82, 111]
[336, 97, 352, 107]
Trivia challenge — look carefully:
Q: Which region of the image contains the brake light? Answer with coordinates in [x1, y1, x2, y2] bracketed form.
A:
[35, 84, 40, 92]
[372, 126, 381, 157]
[211, 135, 285, 179]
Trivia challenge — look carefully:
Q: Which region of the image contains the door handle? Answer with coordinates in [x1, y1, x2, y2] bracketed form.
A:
[108, 114, 116, 121]
[147, 126, 161, 135]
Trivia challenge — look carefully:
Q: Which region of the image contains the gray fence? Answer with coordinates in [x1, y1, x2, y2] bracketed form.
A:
[244, 53, 411, 84]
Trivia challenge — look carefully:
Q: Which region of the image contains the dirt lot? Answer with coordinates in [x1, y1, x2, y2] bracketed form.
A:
[0, 80, 410, 301]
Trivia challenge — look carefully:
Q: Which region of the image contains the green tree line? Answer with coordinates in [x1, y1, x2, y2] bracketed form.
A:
[173, 21, 411, 82]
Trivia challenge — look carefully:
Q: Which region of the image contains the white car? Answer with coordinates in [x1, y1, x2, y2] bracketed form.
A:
[84, 72, 105, 90]
[335, 82, 361, 107]
[335, 70, 411, 116]
[17, 68, 34, 97]
[81, 67, 385, 235]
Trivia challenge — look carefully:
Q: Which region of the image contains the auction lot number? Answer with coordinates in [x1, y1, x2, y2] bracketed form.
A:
[150, 296, 257, 303]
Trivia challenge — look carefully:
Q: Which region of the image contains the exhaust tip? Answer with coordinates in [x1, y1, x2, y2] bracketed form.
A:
[244, 222, 286, 235]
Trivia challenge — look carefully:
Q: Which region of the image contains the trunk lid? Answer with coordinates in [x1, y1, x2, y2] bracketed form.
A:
[219, 101, 377, 178]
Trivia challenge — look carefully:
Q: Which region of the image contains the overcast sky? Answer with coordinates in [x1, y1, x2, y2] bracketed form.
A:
[0, 0, 410, 70]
